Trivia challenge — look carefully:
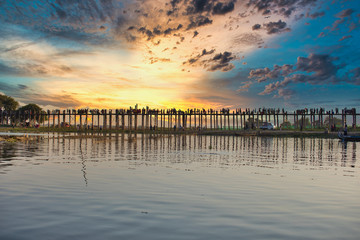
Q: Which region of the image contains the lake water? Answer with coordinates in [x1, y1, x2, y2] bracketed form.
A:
[0, 134, 359, 240]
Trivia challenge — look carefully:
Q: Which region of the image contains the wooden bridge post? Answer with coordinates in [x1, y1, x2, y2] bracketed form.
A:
[220, 112, 223, 129]
[115, 110, 119, 130]
[233, 111, 235, 130]
[353, 109, 357, 128]
[62, 110, 66, 127]
[121, 111, 125, 130]
[204, 112, 207, 129]
[79, 111, 82, 129]
[91, 111, 94, 130]
[141, 110, 145, 130]
[149, 112, 152, 129]
[52, 111, 55, 128]
[129, 110, 133, 130]
[236, 112, 239, 130]
[169, 112, 172, 129]
[160, 110, 163, 129]
[109, 110, 112, 130]
[103, 110, 107, 130]
[189, 112, 192, 129]
[227, 112, 230, 129]
[194, 111, 197, 128]
[223, 112, 226, 130]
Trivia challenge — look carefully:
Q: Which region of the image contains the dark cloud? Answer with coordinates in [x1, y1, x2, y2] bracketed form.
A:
[183, 48, 215, 65]
[274, 88, 295, 99]
[183, 49, 237, 72]
[213, 1, 236, 15]
[252, 23, 261, 30]
[184, 0, 236, 16]
[185, 0, 212, 14]
[307, 11, 325, 19]
[249, 64, 294, 82]
[207, 51, 235, 72]
[337, 8, 354, 18]
[249, 53, 345, 95]
[187, 16, 213, 30]
[263, 20, 290, 34]
[247, 0, 318, 18]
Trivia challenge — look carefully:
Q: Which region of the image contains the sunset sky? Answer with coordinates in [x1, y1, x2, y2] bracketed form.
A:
[0, 0, 359, 110]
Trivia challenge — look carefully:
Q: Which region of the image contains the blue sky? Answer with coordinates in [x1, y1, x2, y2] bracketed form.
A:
[0, 0, 359, 110]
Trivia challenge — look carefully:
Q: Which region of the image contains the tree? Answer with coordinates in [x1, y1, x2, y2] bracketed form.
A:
[18, 103, 47, 124]
[324, 116, 342, 127]
[280, 120, 292, 129]
[0, 94, 19, 111]
[18, 103, 42, 113]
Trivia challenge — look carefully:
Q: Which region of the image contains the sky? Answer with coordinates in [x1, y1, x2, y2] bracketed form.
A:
[0, 0, 359, 110]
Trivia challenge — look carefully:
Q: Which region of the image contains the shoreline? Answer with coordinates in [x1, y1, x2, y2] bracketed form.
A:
[0, 126, 355, 139]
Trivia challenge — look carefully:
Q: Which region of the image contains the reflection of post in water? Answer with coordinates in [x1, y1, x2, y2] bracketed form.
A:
[281, 138, 288, 164]
[351, 142, 356, 165]
[79, 138, 88, 186]
[317, 139, 323, 162]
[341, 141, 348, 167]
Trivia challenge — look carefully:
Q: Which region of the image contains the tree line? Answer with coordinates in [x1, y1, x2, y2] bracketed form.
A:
[0, 94, 46, 125]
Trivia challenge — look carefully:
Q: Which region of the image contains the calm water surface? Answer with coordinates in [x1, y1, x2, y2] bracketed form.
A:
[0, 134, 359, 240]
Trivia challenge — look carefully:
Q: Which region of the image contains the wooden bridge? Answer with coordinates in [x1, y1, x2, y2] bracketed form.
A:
[0, 107, 358, 130]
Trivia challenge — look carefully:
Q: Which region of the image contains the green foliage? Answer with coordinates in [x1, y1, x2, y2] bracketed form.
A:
[281, 120, 292, 128]
[0, 94, 19, 111]
[18, 103, 48, 123]
[324, 117, 342, 127]
[18, 104, 42, 113]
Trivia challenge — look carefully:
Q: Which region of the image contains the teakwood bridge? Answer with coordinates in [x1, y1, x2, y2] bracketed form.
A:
[0, 107, 358, 131]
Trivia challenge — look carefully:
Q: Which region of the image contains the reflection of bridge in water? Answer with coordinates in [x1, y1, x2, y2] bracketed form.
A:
[45, 134, 357, 172]
[0, 134, 358, 182]
[1, 107, 358, 130]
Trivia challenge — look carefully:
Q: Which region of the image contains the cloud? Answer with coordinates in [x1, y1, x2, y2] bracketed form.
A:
[186, 16, 213, 30]
[263, 20, 290, 34]
[183, 49, 236, 72]
[249, 64, 294, 82]
[328, 8, 356, 32]
[307, 11, 325, 19]
[274, 88, 295, 100]
[250, 53, 345, 95]
[339, 35, 352, 41]
[252, 23, 261, 30]
[247, 0, 318, 18]
[212, 1, 236, 15]
[337, 8, 354, 18]
[207, 51, 235, 72]
[347, 67, 360, 85]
